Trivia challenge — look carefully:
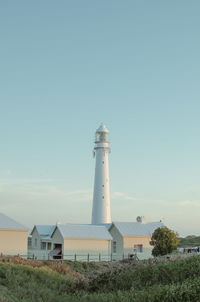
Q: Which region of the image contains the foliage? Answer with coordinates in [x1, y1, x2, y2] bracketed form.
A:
[63, 260, 110, 276]
[150, 227, 179, 256]
[179, 235, 200, 247]
[0, 255, 110, 276]
[89, 255, 200, 292]
[1, 255, 200, 301]
[77, 276, 200, 302]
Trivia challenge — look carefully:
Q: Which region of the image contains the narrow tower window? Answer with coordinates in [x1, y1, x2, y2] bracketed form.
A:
[113, 241, 117, 253]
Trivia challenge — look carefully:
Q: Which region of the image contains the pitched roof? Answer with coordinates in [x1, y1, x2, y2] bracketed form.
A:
[94, 223, 112, 229]
[0, 213, 28, 230]
[56, 224, 112, 240]
[110, 221, 164, 236]
[40, 236, 52, 242]
[31, 225, 56, 237]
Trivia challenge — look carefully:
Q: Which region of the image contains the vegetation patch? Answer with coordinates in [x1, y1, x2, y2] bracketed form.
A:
[179, 235, 200, 247]
[1, 255, 200, 301]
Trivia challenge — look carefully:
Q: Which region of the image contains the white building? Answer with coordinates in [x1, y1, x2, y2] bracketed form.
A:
[109, 219, 164, 260]
[28, 225, 56, 260]
[51, 224, 112, 261]
[28, 223, 112, 261]
[92, 124, 111, 224]
[0, 213, 28, 256]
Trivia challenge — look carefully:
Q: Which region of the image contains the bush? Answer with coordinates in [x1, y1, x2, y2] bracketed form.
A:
[0, 263, 85, 302]
[150, 227, 179, 256]
[89, 255, 200, 292]
[1, 255, 200, 302]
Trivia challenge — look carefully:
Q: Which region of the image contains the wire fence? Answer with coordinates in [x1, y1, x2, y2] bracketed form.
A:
[26, 252, 138, 262]
[2, 251, 198, 263]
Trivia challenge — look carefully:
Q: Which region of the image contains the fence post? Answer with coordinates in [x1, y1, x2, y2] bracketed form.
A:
[99, 253, 101, 262]
[122, 253, 124, 260]
[74, 254, 76, 261]
[87, 253, 90, 262]
[110, 253, 112, 262]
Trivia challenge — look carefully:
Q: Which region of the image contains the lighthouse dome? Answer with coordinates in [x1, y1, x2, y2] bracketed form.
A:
[96, 123, 109, 134]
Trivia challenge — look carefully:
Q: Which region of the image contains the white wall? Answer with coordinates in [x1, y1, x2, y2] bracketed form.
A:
[51, 227, 64, 255]
[109, 224, 124, 260]
[92, 142, 111, 224]
[28, 227, 51, 260]
[30, 227, 40, 250]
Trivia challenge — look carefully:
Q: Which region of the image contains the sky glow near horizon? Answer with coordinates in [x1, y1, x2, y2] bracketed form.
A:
[0, 1, 200, 236]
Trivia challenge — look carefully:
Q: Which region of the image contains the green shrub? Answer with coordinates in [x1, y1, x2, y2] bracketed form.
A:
[74, 276, 200, 302]
[89, 255, 200, 292]
[1, 256, 200, 302]
[0, 263, 82, 302]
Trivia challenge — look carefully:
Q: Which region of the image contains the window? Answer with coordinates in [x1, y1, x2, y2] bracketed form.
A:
[113, 241, 117, 253]
[41, 242, 46, 250]
[48, 243, 52, 250]
[28, 237, 32, 248]
[35, 238, 37, 247]
[134, 244, 143, 253]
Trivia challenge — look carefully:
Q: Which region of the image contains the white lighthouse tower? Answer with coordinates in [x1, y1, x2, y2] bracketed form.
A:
[91, 123, 111, 224]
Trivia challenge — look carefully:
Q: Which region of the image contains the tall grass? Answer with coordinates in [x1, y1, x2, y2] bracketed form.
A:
[89, 255, 200, 292]
[1, 255, 200, 302]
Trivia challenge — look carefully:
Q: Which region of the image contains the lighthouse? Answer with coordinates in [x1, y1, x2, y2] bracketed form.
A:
[91, 123, 111, 224]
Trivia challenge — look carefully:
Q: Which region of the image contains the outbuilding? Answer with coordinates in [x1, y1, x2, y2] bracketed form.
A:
[51, 224, 112, 261]
[28, 225, 56, 260]
[0, 213, 28, 256]
[109, 219, 164, 260]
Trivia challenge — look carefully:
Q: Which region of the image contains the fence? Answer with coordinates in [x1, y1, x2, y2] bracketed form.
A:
[63, 253, 110, 262]
[61, 253, 135, 262]
[1, 251, 198, 263]
[27, 252, 137, 262]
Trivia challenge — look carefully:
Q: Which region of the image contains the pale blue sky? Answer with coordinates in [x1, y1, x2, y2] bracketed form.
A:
[0, 1, 200, 236]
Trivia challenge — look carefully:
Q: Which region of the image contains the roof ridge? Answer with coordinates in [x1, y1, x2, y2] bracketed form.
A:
[0, 213, 28, 230]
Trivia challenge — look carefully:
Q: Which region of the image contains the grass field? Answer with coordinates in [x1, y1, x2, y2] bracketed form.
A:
[1, 255, 200, 302]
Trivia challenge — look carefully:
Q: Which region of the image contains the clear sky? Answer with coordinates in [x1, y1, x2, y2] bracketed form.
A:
[0, 1, 200, 236]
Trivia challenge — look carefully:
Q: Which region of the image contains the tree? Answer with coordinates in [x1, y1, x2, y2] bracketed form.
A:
[150, 227, 179, 256]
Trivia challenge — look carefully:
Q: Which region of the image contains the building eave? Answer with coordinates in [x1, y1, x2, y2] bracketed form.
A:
[0, 228, 29, 232]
